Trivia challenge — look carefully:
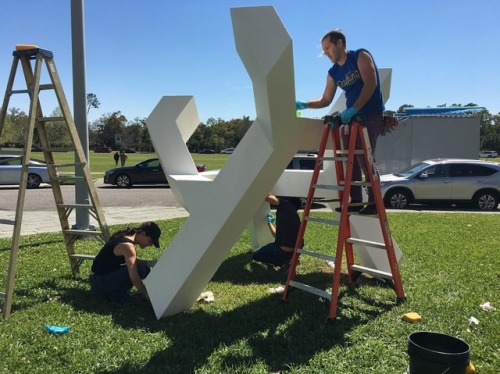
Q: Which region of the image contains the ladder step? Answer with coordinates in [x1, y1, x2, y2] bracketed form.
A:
[335, 149, 365, 155]
[56, 175, 85, 181]
[70, 254, 95, 261]
[305, 216, 339, 226]
[347, 237, 386, 249]
[288, 281, 331, 300]
[297, 248, 335, 262]
[39, 84, 55, 91]
[32, 147, 75, 153]
[10, 89, 30, 94]
[351, 265, 393, 280]
[314, 184, 344, 191]
[64, 229, 102, 236]
[58, 203, 96, 209]
[37, 116, 65, 122]
[351, 181, 371, 187]
[49, 162, 86, 168]
[321, 155, 349, 163]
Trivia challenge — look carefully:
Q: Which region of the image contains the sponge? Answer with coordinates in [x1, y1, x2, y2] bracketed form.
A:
[402, 312, 422, 323]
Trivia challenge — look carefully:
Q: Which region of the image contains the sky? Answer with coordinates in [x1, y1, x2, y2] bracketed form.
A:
[1, 0, 499, 125]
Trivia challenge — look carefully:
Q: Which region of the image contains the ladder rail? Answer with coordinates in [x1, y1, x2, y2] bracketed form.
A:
[284, 123, 332, 295]
[357, 124, 405, 299]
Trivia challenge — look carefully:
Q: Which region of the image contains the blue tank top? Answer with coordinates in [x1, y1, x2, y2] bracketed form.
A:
[328, 49, 384, 114]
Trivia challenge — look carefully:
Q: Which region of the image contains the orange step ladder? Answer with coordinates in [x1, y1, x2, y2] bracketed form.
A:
[282, 115, 405, 321]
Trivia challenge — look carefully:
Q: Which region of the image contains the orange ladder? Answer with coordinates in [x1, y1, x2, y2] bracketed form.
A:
[282, 115, 405, 320]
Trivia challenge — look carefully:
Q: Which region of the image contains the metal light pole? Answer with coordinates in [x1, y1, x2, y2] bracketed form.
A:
[71, 0, 90, 229]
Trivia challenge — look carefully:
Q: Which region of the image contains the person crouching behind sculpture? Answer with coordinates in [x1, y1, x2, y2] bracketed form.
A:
[90, 221, 161, 301]
[252, 194, 302, 271]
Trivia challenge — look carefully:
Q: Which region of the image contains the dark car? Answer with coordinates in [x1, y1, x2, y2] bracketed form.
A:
[94, 147, 112, 153]
[104, 158, 205, 188]
[199, 149, 215, 154]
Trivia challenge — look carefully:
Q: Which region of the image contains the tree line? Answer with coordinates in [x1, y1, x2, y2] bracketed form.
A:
[1, 95, 499, 153]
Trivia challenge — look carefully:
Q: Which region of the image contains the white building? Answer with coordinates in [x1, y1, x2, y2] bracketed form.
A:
[375, 107, 483, 174]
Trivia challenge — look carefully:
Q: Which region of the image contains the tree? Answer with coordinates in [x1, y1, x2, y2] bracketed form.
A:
[90, 111, 127, 148]
[0, 108, 28, 147]
[86, 93, 100, 114]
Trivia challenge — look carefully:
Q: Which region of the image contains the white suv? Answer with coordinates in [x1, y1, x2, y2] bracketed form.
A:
[479, 150, 498, 158]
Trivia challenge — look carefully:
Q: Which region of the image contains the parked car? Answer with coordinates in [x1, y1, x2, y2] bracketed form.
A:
[94, 146, 112, 153]
[479, 150, 498, 158]
[380, 158, 500, 211]
[0, 154, 53, 188]
[286, 154, 318, 170]
[104, 157, 206, 188]
[220, 148, 235, 154]
[199, 149, 215, 154]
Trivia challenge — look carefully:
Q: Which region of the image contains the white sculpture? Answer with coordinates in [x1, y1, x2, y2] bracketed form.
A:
[145, 6, 399, 319]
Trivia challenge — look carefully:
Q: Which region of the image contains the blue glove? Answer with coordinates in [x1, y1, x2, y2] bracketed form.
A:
[266, 214, 275, 224]
[295, 101, 308, 110]
[340, 107, 358, 124]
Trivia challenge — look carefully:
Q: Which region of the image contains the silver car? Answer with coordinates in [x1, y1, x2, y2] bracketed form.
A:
[0, 155, 52, 188]
[380, 159, 500, 211]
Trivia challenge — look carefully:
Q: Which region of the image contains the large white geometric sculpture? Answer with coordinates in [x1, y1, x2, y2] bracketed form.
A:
[145, 6, 331, 319]
[144, 6, 399, 319]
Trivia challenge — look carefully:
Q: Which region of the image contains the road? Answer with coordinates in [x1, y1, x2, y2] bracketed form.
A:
[0, 179, 181, 211]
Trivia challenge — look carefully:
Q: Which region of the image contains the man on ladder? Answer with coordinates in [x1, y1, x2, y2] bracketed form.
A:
[287, 29, 404, 321]
[296, 29, 384, 214]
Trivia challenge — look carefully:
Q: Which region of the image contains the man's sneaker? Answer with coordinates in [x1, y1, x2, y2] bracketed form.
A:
[358, 204, 378, 215]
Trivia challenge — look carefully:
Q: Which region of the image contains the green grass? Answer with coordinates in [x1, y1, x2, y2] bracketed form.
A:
[27, 151, 230, 178]
[1, 212, 498, 373]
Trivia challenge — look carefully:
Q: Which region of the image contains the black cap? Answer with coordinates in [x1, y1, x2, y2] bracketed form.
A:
[140, 221, 161, 248]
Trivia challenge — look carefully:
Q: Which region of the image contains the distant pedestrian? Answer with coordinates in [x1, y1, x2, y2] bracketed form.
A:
[113, 152, 119, 166]
[120, 150, 128, 166]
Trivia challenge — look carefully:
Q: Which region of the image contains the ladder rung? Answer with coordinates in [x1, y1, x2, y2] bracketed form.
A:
[37, 116, 65, 122]
[64, 229, 102, 236]
[347, 238, 386, 249]
[10, 89, 30, 94]
[314, 184, 344, 191]
[70, 254, 95, 261]
[56, 175, 85, 181]
[58, 203, 96, 209]
[49, 162, 86, 168]
[288, 281, 331, 300]
[39, 84, 55, 90]
[351, 181, 371, 187]
[351, 265, 393, 280]
[305, 216, 339, 226]
[335, 149, 365, 155]
[297, 248, 335, 262]
[33, 148, 75, 153]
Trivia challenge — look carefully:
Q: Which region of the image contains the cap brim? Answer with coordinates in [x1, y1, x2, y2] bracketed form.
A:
[153, 238, 160, 248]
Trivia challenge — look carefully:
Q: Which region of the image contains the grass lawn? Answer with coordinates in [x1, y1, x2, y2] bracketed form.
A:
[0, 212, 498, 373]
[25, 151, 230, 179]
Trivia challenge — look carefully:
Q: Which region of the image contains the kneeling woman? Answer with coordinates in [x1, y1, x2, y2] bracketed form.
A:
[90, 221, 161, 301]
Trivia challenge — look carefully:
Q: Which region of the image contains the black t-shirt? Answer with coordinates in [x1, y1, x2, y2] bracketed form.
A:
[274, 197, 301, 248]
[91, 236, 134, 275]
